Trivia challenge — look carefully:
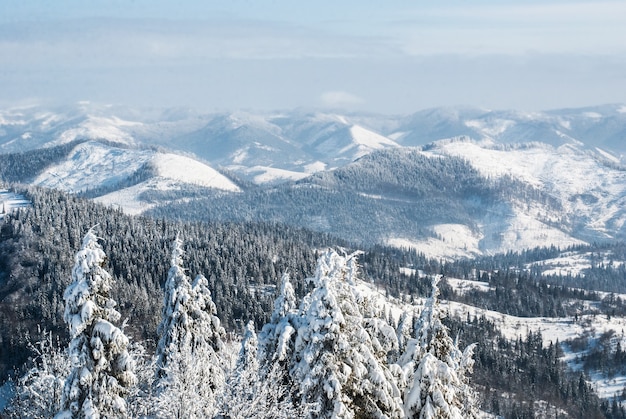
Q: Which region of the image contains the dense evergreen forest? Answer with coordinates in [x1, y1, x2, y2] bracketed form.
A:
[146, 148, 563, 245]
[2, 184, 626, 417]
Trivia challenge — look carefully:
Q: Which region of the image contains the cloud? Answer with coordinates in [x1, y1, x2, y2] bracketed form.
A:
[393, 1, 626, 55]
[320, 91, 364, 107]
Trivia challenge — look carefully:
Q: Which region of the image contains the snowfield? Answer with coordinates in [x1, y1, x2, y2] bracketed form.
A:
[33, 141, 153, 193]
[151, 153, 240, 192]
[0, 189, 30, 220]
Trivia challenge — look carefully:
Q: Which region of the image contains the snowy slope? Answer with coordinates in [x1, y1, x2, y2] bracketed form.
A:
[0, 189, 30, 220]
[93, 152, 240, 214]
[380, 138, 626, 258]
[151, 153, 240, 192]
[32, 141, 153, 193]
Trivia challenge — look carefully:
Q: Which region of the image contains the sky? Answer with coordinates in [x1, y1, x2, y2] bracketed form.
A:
[1, 0, 625, 113]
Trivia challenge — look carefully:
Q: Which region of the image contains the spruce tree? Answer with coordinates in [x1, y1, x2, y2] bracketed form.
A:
[154, 236, 226, 417]
[259, 272, 298, 369]
[56, 228, 136, 419]
[402, 276, 478, 419]
[292, 249, 403, 418]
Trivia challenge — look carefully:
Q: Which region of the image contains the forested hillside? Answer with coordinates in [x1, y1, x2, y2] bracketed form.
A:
[3, 185, 626, 416]
[147, 148, 560, 247]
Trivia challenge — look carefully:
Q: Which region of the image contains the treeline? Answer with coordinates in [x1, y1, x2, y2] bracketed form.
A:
[3, 185, 626, 416]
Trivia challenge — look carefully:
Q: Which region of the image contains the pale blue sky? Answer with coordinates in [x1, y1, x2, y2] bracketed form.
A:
[1, 1, 624, 112]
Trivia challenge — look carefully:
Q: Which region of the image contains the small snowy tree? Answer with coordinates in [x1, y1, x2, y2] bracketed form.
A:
[5, 329, 69, 418]
[259, 272, 298, 370]
[154, 236, 226, 418]
[219, 321, 261, 417]
[402, 276, 479, 419]
[155, 235, 193, 379]
[56, 228, 136, 419]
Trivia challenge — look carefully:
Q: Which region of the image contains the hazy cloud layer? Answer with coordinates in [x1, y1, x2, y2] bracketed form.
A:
[1, 1, 625, 112]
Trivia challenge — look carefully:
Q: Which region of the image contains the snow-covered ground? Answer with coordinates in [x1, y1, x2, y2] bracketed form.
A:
[357, 273, 626, 403]
[32, 141, 240, 214]
[33, 141, 153, 193]
[151, 153, 240, 192]
[240, 166, 310, 184]
[0, 189, 30, 219]
[526, 250, 626, 277]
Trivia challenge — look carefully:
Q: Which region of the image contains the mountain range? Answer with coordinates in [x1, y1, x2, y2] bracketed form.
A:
[1, 102, 626, 258]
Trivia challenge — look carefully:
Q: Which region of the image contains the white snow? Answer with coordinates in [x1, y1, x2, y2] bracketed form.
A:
[51, 115, 140, 147]
[386, 224, 484, 260]
[0, 189, 30, 219]
[240, 166, 310, 184]
[385, 218, 582, 260]
[445, 278, 491, 295]
[464, 118, 516, 138]
[94, 179, 166, 215]
[33, 141, 153, 193]
[596, 147, 620, 164]
[386, 233, 479, 261]
[304, 161, 327, 173]
[478, 205, 586, 255]
[526, 250, 625, 278]
[618, 105, 626, 114]
[152, 153, 240, 192]
[349, 125, 399, 150]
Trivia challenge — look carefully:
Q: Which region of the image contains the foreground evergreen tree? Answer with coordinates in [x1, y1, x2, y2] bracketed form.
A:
[259, 273, 298, 376]
[56, 229, 136, 418]
[402, 276, 478, 419]
[154, 236, 226, 418]
[292, 249, 403, 418]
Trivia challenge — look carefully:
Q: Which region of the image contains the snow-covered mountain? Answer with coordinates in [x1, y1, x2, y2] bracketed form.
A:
[390, 104, 626, 155]
[407, 138, 626, 257]
[2, 103, 626, 257]
[9, 140, 241, 215]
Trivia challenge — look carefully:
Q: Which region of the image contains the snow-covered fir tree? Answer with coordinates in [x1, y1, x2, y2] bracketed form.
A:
[56, 228, 136, 419]
[259, 272, 298, 372]
[154, 236, 226, 418]
[395, 311, 413, 361]
[219, 321, 260, 418]
[292, 249, 403, 419]
[402, 276, 479, 419]
[154, 235, 193, 379]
